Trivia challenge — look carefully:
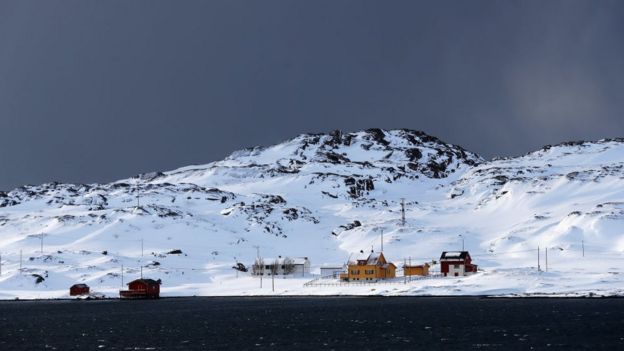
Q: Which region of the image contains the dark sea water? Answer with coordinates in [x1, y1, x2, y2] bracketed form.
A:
[0, 297, 622, 350]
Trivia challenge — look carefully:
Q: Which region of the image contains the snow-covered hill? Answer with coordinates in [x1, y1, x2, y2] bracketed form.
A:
[1, 129, 623, 298]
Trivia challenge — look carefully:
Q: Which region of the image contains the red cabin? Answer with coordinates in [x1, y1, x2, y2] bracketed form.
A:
[69, 284, 90, 296]
[440, 251, 478, 277]
[120, 278, 161, 299]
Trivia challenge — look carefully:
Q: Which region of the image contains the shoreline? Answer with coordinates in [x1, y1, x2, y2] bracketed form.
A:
[2, 293, 623, 303]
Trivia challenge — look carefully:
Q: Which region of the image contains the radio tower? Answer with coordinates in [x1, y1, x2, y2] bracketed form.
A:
[136, 178, 141, 209]
[400, 198, 406, 226]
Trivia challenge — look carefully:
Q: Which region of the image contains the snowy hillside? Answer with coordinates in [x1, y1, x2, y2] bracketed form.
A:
[1, 129, 624, 298]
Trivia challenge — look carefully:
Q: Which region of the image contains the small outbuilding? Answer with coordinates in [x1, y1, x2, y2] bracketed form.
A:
[120, 278, 161, 299]
[440, 251, 478, 277]
[69, 284, 90, 296]
[403, 263, 430, 277]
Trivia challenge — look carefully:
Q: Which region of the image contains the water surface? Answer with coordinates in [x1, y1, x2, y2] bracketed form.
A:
[0, 297, 622, 350]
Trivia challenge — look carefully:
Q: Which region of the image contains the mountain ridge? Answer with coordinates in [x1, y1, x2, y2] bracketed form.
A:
[1, 128, 624, 298]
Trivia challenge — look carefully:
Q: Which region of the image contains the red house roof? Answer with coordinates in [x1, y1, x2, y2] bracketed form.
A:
[127, 278, 160, 286]
[440, 251, 471, 260]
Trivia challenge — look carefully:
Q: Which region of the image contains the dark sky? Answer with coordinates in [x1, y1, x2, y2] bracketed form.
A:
[1, 0, 624, 190]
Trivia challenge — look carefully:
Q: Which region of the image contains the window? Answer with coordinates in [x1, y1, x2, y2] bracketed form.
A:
[454, 264, 460, 269]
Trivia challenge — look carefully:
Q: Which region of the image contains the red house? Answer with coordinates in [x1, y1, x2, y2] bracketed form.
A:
[120, 278, 161, 299]
[69, 284, 90, 296]
[440, 251, 478, 277]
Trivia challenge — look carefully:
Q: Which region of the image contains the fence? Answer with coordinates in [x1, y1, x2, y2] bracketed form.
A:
[304, 272, 444, 287]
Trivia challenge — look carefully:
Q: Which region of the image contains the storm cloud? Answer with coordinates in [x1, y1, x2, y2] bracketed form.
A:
[1, 0, 623, 190]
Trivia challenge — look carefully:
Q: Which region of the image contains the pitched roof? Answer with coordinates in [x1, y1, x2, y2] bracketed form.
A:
[71, 283, 89, 288]
[366, 252, 385, 265]
[128, 278, 160, 286]
[350, 251, 388, 265]
[440, 251, 470, 260]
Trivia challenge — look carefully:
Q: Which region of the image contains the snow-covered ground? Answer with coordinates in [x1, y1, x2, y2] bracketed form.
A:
[0, 129, 623, 299]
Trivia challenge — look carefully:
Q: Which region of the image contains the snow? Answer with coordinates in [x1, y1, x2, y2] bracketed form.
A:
[442, 252, 463, 257]
[0, 130, 624, 298]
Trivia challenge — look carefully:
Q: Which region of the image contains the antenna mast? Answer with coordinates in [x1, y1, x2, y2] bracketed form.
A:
[400, 198, 406, 226]
[136, 177, 140, 209]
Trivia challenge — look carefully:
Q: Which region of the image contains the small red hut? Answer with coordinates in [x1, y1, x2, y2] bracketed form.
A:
[69, 284, 90, 296]
[120, 278, 161, 299]
[440, 251, 478, 277]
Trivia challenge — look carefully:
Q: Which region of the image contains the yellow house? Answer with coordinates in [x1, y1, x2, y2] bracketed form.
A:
[403, 263, 430, 276]
[342, 252, 396, 282]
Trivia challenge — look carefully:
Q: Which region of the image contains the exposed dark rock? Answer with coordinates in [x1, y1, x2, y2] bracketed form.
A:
[345, 177, 374, 198]
[332, 220, 362, 235]
[405, 148, 422, 162]
[365, 128, 389, 146]
[282, 208, 299, 220]
[265, 195, 286, 205]
[232, 262, 248, 272]
[566, 172, 579, 180]
[321, 191, 338, 199]
[32, 274, 45, 284]
[322, 152, 351, 164]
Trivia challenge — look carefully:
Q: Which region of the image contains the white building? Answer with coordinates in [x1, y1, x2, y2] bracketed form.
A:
[252, 256, 310, 277]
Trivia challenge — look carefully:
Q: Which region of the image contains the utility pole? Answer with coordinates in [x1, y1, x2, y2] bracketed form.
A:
[401, 198, 406, 226]
[121, 264, 124, 287]
[140, 265, 143, 279]
[381, 230, 384, 252]
[582, 240, 585, 257]
[537, 246, 541, 272]
[404, 258, 407, 284]
[459, 234, 464, 251]
[141, 238, 144, 257]
[545, 247, 548, 272]
[253, 245, 262, 288]
[254, 246, 260, 260]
